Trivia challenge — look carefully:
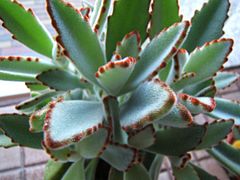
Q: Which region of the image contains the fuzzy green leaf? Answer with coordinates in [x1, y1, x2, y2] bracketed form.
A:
[0, 129, 16, 148]
[146, 126, 205, 156]
[124, 164, 151, 180]
[120, 79, 176, 130]
[85, 159, 99, 180]
[37, 69, 89, 91]
[44, 160, 71, 180]
[209, 97, 240, 125]
[101, 143, 137, 171]
[183, 0, 230, 52]
[43, 100, 104, 149]
[209, 142, 240, 176]
[0, 71, 36, 82]
[196, 120, 234, 149]
[214, 72, 239, 90]
[128, 125, 156, 149]
[178, 94, 216, 114]
[115, 31, 141, 58]
[172, 39, 233, 91]
[0, 114, 42, 149]
[123, 21, 190, 92]
[96, 57, 136, 96]
[0, 0, 54, 57]
[149, 155, 164, 180]
[62, 159, 85, 180]
[25, 83, 48, 92]
[106, 0, 150, 59]
[157, 103, 193, 128]
[29, 108, 47, 133]
[47, 0, 105, 84]
[149, 0, 182, 38]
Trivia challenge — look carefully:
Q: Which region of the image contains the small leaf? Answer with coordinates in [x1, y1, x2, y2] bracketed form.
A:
[75, 128, 110, 159]
[173, 39, 233, 90]
[85, 159, 99, 180]
[0, 114, 42, 149]
[43, 100, 104, 149]
[170, 153, 192, 169]
[0, 0, 54, 57]
[29, 108, 47, 133]
[44, 160, 71, 180]
[106, 0, 151, 59]
[25, 82, 48, 92]
[178, 94, 216, 114]
[196, 119, 234, 149]
[101, 143, 138, 171]
[128, 125, 156, 149]
[191, 164, 217, 180]
[124, 164, 151, 180]
[16, 91, 61, 111]
[123, 21, 190, 92]
[209, 97, 240, 125]
[47, 0, 106, 84]
[157, 103, 193, 128]
[96, 57, 136, 96]
[183, 0, 230, 52]
[149, 155, 164, 180]
[62, 159, 85, 180]
[120, 79, 176, 130]
[209, 142, 240, 176]
[37, 69, 89, 91]
[214, 71, 239, 90]
[172, 164, 200, 180]
[149, 0, 182, 38]
[0, 56, 55, 75]
[0, 129, 16, 148]
[115, 31, 141, 59]
[146, 126, 205, 156]
[108, 168, 123, 180]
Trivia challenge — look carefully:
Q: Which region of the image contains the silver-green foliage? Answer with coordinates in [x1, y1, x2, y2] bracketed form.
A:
[0, 0, 239, 179]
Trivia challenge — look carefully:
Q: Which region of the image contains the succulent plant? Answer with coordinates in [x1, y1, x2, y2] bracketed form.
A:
[0, 0, 240, 179]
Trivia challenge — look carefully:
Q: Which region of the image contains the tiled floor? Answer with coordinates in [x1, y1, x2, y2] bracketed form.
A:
[0, 0, 239, 179]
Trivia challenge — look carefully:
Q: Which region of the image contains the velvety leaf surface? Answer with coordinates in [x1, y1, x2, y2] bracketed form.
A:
[120, 79, 176, 130]
[124, 164, 151, 180]
[214, 72, 239, 90]
[178, 94, 216, 114]
[0, 71, 36, 82]
[183, 0, 229, 52]
[43, 100, 104, 149]
[47, 0, 106, 84]
[96, 57, 136, 96]
[75, 128, 109, 159]
[0, 0, 54, 57]
[0, 114, 42, 149]
[157, 103, 193, 128]
[123, 21, 190, 92]
[115, 31, 141, 59]
[196, 120, 234, 149]
[62, 159, 85, 180]
[29, 108, 47, 133]
[0, 56, 55, 75]
[25, 82, 48, 92]
[44, 160, 71, 180]
[37, 69, 89, 91]
[106, 0, 150, 59]
[209, 142, 240, 176]
[16, 91, 60, 111]
[128, 125, 156, 149]
[209, 97, 240, 125]
[172, 39, 233, 90]
[85, 159, 99, 180]
[146, 126, 205, 156]
[149, 0, 182, 38]
[101, 143, 137, 171]
[172, 165, 200, 180]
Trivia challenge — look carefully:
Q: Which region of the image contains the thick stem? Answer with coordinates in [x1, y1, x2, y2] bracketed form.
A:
[102, 96, 127, 144]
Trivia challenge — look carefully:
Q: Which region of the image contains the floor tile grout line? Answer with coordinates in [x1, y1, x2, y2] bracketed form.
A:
[20, 147, 26, 180]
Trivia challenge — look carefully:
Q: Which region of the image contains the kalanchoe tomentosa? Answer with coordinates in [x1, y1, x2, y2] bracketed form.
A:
[0, 0, 240, 179]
